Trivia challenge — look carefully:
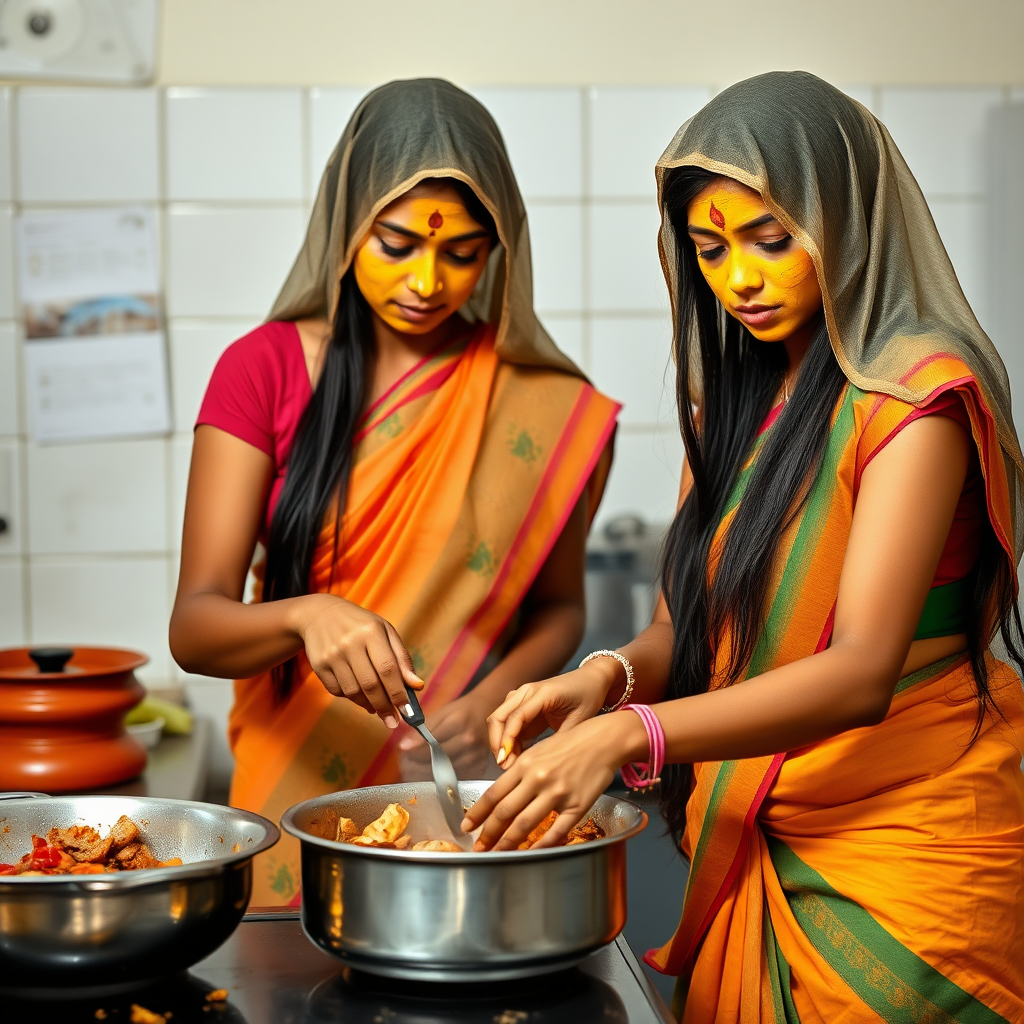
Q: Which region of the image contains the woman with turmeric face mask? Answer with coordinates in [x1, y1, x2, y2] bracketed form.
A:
[169, 79, 619, 906]
[465, 73, 1024, 1020]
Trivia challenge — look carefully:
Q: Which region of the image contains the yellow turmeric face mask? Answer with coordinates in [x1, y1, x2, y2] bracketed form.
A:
[685, 178, 822, 344]
[353, 186, 493, 336]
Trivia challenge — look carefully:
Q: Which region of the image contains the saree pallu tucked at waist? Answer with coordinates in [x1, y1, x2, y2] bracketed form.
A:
[228, 327, 619, 906]
[654, 653, 1024, 1023]
[648, 362, 1024, 1021]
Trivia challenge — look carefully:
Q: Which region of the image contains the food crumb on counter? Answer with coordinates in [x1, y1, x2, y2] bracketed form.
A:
[205, 989, 229, 1002]
[94, 1011, 107, 1020]
[493, 1012, 528, 1024]
[231, 843, 241, 853]
[130, 1004, 167, 1023]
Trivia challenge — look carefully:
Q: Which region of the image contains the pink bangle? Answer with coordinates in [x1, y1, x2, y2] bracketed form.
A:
[618, 703, 665, 790]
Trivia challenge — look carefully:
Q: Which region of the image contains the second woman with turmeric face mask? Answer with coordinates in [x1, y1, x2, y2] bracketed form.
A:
[169, 79, 620, 907]
[463, 72, 1024, 1022]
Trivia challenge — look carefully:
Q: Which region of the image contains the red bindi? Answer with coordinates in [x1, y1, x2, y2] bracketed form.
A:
[709, 201, 725, 229]
[428, 210, 443, 236]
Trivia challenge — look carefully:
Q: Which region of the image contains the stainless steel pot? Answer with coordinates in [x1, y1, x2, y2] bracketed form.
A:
[281, 781, 647, 981]
[0, 795, 279, 994]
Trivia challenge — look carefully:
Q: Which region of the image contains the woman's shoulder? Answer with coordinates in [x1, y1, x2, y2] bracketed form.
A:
[212, 321, 306, 385]
[196, 321, 310, 457]
[847, 383, 971, 472]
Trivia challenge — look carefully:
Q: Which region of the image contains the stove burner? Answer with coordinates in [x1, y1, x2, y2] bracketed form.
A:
[307, 967, 628, 1023]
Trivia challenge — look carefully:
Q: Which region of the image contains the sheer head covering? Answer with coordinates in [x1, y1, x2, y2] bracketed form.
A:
[656, 70, 1024, 559]
[270, 77, 580, 378]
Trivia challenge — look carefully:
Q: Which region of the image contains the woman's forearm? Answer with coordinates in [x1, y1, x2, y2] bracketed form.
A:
[169, 590, 310, 679]
[580, 620, 676, 710]
[617, 640, 897, 767]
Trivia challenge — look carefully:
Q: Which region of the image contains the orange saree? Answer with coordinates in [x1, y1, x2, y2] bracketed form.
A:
[647, 359, 1024, 1022]
[229, 325, 619, 905]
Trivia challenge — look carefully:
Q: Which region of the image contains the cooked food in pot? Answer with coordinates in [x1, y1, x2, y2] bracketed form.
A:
[326, 802, 606, 852]
[0, 814, 182, 875]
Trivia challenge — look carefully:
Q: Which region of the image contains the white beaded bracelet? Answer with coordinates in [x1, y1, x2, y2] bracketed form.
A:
[579, 649, 635, 713]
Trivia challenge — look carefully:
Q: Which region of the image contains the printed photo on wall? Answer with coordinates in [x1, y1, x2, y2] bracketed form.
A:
[17, 207, 171, 443]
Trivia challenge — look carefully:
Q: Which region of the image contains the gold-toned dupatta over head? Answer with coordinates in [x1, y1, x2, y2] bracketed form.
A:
[647, 73, 1024, 1023]
[656, 70, 1023, 558]
[270, 77, 580, 377]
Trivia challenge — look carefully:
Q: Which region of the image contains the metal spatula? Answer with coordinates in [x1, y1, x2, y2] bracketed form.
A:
[398, 684, 472, 849]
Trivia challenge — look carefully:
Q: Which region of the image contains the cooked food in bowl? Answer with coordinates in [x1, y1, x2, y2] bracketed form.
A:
[325, 801, 606, 853]
[282, 782, 647, 981]
[0, 814, 182, 876]
[0, 795, 280, 992]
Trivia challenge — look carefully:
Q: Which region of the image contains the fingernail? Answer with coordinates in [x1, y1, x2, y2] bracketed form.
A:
[473, 840, 485, 852]
[460, 817, 472, 832]
[398, 739, 412, 750]
[495, 747, 506, 766]
[384, 715, 398, 730]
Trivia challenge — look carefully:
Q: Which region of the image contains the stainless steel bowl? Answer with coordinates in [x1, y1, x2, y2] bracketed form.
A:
[0, 795, 279, 994]
[282, 781, 647, 981]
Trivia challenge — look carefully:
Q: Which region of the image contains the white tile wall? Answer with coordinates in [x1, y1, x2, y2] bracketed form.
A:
[27, 439, 168, 555]
[166, 88, 305, 202]
[0, 322, 18, 436]
[589, 202, 667, 311]
[541, 316, 585, 369]
[0, 206, 15, 318]
[0, 89, 12, 203]
[29, 557, 172, 683]
[169, 435, 193, 553]
[599, 428, 683, 527]
[0, 440, 24, 557]
[17, 88, 160, 203]
[308, 87, 368, 195]
[590, 87, 711, 199]
[1, 80, 1015, 756]
[169, 319, 257, 432]
[526, 203, 584, 313]
[879, 87, 1003, 195]
[929, 197, 988, 325]
[166, 206, 306, 317]
[470, 88, 583, 199]
[590, 317, 675, 428]
[0, 558, 25, 645]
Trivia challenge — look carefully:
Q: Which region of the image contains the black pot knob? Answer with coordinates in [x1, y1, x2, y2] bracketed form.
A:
[29, 647, 74, 673]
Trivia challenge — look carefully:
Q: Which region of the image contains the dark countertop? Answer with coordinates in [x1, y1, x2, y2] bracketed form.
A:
[7, 914, 675, 1024]
[90, 716, 211, 801]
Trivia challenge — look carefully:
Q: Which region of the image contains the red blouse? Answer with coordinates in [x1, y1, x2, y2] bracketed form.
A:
[196, 321, 312, 537]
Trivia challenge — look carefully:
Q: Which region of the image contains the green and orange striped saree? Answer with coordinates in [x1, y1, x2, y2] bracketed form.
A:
[648, 358, 1024, 1023]
[229, 325, 619, 906]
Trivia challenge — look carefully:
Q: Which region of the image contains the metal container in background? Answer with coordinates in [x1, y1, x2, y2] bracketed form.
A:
[0, 795, 279, 995]
[576, 516, 666, 664]
[282, 781, 647, 982]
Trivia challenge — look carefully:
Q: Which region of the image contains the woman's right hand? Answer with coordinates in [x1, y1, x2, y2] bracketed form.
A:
[487, 658, 622, 770]
[294, 594, 423, 729]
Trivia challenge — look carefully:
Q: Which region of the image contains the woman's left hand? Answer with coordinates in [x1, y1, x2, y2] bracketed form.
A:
[397, 691, 496, 781]
[461, 711, 647, 851]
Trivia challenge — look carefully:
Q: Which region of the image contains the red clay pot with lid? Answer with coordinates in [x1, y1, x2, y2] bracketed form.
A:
[0, 646, 148, 792]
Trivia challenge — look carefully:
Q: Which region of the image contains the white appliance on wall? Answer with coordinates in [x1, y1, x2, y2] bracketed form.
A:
[0, 0, 158, 83]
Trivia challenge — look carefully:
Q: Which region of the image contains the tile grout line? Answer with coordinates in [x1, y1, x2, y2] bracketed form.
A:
[580, 85, 592, 374]
[9, 85, 32, 643]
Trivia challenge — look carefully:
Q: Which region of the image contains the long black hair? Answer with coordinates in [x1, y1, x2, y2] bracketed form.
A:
[657, 166, 1024, 846]
[262, 177, 497, 700]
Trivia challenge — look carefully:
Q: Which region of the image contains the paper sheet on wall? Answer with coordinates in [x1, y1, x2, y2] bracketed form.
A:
[17, 207, 171, 443]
